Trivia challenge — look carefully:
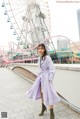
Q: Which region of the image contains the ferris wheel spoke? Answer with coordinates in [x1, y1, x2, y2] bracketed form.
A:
[11, 8, 27, 17]
[8, 0, 25, 4]
[8, 0, 34, 7]
[8, 7, 26, 12]
[21, 10, 35, 44]
[2, 0, 54, 51]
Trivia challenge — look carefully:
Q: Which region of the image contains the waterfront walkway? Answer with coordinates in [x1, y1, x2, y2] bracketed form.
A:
[0, 68, 80, 119]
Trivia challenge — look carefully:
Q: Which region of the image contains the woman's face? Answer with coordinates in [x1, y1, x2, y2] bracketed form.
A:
[37, 46, 45, 56]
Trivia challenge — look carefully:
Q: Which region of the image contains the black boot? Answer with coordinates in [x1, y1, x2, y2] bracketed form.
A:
[50, 108, 55, 119]
[39, 103, 47, 116]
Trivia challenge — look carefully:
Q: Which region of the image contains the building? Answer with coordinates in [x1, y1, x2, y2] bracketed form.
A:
[71, 41, 80, 53]
[77, 9, 80, 41]
[57, 38, 71, 51]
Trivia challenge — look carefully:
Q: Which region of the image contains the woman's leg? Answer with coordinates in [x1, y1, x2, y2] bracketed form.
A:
[40, 88, 44, 103]
[40, 82, 44, 103]
[49, 105, 55, 119]
[49, 105, 53, 109]
[39, 85, 47, 116]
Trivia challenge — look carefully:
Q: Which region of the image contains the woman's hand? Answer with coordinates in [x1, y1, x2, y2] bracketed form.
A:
[48, 72, 54, 82]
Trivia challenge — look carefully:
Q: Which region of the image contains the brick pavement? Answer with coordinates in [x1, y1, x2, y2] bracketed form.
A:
[0, 68, 80, 119]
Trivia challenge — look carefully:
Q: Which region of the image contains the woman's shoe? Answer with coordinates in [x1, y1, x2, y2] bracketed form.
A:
[39, 103, 47, 116]
[50, 108, 55, 119]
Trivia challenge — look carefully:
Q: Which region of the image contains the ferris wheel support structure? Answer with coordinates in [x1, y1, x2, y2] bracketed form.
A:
[2, 0, 55, 52]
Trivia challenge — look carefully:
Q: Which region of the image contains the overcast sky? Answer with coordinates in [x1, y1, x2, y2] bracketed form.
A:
[49, 0, 80, 42]
[0, 0, 80, 48]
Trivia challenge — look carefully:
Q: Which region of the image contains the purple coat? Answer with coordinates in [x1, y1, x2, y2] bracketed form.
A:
[26, 55, 60, 106]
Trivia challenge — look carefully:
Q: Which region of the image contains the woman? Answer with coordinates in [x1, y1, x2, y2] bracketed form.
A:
[26, 44, 60, 119]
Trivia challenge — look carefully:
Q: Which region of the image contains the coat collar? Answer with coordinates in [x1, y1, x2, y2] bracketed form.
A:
[40, 55, 47, 66]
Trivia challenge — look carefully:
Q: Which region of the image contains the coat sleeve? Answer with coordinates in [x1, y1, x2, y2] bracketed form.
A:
[46, 55, 55, 81]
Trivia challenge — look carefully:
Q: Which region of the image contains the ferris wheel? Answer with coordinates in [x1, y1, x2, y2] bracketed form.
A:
[2, 0, 55, 51]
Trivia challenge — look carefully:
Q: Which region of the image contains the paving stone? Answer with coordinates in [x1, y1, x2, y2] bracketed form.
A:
[0, 68, 80, 119]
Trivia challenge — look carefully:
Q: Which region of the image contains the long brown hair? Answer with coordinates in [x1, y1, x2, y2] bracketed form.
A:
[37, 43, 48, 60]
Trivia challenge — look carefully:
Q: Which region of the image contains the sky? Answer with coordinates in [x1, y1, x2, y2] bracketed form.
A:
[49, 0, 80, 42]
[0, 0, 80, 49]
